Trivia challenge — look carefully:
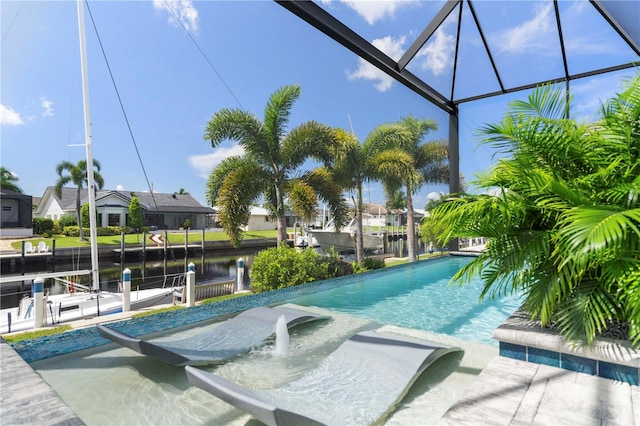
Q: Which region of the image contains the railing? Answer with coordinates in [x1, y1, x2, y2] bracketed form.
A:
[173, 279, 236, 304]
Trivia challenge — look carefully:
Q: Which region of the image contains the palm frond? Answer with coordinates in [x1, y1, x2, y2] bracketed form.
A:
[302, 167, 350, 230]
[263, 84, 301, 145]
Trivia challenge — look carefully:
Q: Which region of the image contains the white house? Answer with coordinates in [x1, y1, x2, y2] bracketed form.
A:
[243, 206, 276, 231]
[34, 187, 215, 230]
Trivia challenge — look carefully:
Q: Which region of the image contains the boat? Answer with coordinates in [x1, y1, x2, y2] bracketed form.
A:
[294, 234, 319, 248]
[0, 1, 176, 334]
[0, 277, 175, 334]
[311, 218, 385, 253]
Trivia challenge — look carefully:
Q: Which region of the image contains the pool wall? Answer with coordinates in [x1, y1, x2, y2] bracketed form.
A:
[494, 309, 640, 386]
[11, 257, 451, 363]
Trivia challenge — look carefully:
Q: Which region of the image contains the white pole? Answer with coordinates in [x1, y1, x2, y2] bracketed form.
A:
[122, 268, 131, 312]
[77, 0, 99, 291]
[33, 277, 44, 329]
[186, 263, 196, 307]
[236, 258, 245, 292]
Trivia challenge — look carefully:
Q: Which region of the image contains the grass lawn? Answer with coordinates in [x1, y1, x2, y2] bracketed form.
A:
[11, 230, 278, 250]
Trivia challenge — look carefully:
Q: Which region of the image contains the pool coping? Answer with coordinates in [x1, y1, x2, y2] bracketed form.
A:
[493, 308, 640, 385]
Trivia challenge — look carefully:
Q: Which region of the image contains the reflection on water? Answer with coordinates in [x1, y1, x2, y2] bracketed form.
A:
[0, 249, 258, 310]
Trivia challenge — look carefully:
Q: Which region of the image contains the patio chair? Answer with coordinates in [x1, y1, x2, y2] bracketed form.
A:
[186, 331, 462, 426]
[37, 242, 50, 253]
[24, 241, 35, 254]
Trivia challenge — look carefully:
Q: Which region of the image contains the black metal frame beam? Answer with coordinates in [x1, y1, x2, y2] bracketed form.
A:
[454, 61, 639, 105]
[397, 0, 460, 71]
[591, 0, 640, 56]
[275, 0, 456, 115]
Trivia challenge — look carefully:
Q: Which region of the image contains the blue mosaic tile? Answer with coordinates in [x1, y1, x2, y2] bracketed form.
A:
[598, 361, 639, 386]
[561, 353, 597, 375]
[499, 342, 526, 361]
[12, 258, 428, 363]
[528, 347, 560, 368]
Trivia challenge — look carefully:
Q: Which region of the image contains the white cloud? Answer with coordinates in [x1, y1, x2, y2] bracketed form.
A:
[189, 144, 245, 178]
[40, 96, 54, 117]
[495, 2, 554, 54]
[153, 0, 199, 33]
[116, 185, 125, 191]
[415, 28, 455, 76]
[322, 0, 419, 25]
[427, 191, 443, 201]
[347, 35, 406, 91]
[0, 104, 24, 126]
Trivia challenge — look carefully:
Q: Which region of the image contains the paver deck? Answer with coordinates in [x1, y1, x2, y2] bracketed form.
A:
[1, 338, 84, 425]
[440, 355, 640, 425]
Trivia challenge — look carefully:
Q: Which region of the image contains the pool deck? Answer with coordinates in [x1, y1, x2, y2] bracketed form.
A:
[1, 337, 84, 425]
[1, 309, 639, 425]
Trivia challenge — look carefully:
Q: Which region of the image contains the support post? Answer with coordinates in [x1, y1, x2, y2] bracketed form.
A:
[236, 258, 245, 293]
[122, 268, 131, 312]
[33, 277, 44, 329]
[448, 110, 460, 252]
[186, 263, 196, 307]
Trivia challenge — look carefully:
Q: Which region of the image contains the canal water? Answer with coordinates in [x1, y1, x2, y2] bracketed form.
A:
[0, 238, 415, 310]
[0, 248, 260, 310]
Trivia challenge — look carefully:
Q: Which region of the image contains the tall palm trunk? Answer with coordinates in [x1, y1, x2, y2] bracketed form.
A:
[76, 186, 86, 241]
[405, 188, 416, 262]
[275, 184, 288, 247]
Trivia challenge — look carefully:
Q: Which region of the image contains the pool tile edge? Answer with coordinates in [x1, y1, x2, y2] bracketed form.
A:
[494, 309, 639, 386]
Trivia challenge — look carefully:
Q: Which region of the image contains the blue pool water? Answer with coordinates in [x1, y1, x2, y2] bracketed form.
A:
[290, 256, 522, 345]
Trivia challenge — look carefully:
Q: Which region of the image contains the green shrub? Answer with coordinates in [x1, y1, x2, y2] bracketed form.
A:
[63, 225, 129, 237]
[327, 256, 353, 277]
[62, 226, 83, 237]
[32, 217, 54, 235]
[58, 214, 77, 228]
[250, 246, 329, 292]
[362, 257, 386, 271]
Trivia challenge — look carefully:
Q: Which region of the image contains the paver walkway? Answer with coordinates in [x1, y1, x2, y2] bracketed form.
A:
[1, 338, 84, 425]
[440, 355, 640, 425]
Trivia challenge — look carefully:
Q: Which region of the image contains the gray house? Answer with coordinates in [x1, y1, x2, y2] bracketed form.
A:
[0, 189, 33, 237]
[34, 187, 215, 230]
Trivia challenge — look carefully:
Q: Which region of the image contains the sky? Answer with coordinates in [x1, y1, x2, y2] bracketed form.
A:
[1, 0, 638, 208]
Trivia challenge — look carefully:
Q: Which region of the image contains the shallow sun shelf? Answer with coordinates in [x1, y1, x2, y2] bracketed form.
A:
[96, 306, 327, 366]
[186, 331, 462, 426]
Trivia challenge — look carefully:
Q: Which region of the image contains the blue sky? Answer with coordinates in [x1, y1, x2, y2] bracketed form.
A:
[1, 1, 638, 208]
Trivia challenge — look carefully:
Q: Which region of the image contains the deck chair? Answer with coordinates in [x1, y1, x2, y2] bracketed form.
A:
[186, 331, 462, 426]
[37, 242, 50, 253]
[24, 242, 35, 254]
[96, 306, 328, 366]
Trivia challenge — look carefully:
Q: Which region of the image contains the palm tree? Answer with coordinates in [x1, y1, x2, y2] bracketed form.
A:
[54, 159, 104, 241]
[365, 115, 449, 262]
[428, 75, 640, 347]
[329, 128, 369, 263]
[0, 167, 23, 193]
[386, 189, 406, 210]
[204, 85, 349, 248]
[174, 188, 190, 195]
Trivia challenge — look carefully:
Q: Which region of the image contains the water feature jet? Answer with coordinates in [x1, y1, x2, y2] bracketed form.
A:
[274, 314, 289, 355]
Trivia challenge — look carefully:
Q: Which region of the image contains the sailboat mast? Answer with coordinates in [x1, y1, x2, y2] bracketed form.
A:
[77, 0, 100, 291]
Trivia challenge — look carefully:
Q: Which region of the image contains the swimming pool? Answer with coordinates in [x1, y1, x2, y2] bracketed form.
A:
[290, 256, 522, 345]
[29, 255, 520, 425]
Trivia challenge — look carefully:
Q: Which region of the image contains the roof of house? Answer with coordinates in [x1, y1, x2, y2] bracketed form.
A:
[45, 187, 214, 214]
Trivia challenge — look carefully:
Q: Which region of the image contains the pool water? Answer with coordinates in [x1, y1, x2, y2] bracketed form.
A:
[31, 256, 518, 425]
[291, 256, 522, 345]
[32, 308, 498, 426]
